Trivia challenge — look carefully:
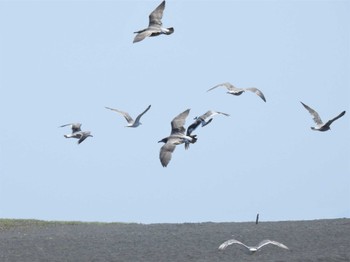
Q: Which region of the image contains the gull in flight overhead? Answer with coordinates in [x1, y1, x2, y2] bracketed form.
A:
[185, 110, 229, 149]
[60, 123, 93, 144]
[158, 109, 197, 167]
[187, 110, 230, 135]
[208, 82, 266, 102]
[218, 239, 289, 254]
[105, 105, 151, 128]
[300, 102, 345, 131]
[133, 0, 174, 43]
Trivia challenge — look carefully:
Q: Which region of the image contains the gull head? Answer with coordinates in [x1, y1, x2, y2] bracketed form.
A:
[158, 137, 168, 143]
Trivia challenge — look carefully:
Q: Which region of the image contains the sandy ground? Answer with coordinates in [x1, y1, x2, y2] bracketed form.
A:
[0, 218, 349, 262]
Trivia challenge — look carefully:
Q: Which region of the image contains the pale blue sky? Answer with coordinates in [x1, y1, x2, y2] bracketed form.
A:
[0, 0, 349, 223]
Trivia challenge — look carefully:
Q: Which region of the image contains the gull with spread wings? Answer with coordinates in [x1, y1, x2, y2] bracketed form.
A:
[219, 238, 289, 254]
[105, 105, 151, 128]
[59, 123, 93, 144]
[185, 110, 229, 149]
[208, 82, 266, 102]
[133, 0, 174, 43]
[158, 109, 197, 167]
[300, 102, 345, 131]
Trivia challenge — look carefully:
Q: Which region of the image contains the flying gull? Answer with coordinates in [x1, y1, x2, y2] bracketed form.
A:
[187, 110, 230, 135]
[105, 105, 151, 128]
[300, 102, 345, 131]
[218, 239, 289, 253]
[133, 0, 174, 43]
[208, 82, 266, 102]
[185, 110, 229, 149]
[60, 123, 93, 144]
[158, 109, 197, 167]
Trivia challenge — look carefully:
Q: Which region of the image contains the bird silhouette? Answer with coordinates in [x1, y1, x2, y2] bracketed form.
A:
[158, 109, 197, 167]
[133, 1, 174, 43]
[300, 102, 345, 131]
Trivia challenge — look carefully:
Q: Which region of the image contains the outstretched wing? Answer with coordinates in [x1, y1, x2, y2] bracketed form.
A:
[201, 111, 216, 120]
[133, 30, 154, 43]
[149, 0, 165, 27]
[186, 119, 201, 136]
[77, 131, 91, 144]
[300, 102, 323, 125]
[171, 109, 190, 135]
[135, 105, 151, 124]
[59, 123, 82, 133]
[207, 82, 235, 92]
[105, 107, 134, 124]
[218, 239, 249, 250]
[245, 87, 266, 102]
[202, 110, 230, 120]
[159, 140, 176, 167]
[257, 240, 289, 250]
[325, 110, 346, 127]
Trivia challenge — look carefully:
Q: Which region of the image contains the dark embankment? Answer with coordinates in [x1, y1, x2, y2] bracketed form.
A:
[0, 218, 349, 261]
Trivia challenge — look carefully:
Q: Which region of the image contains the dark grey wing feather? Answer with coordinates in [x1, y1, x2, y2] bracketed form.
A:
[133, 30, 153, 43]
[135, 105, 151, 123]
[78, 135, 88, 144]
[77, 131, 92, 144]
[171, 109, 190, 135]
[186, 119, 201, 136]
[159, 141, 176, 167]
[149, 0, 165, 26]
[325, 110, 346, 127]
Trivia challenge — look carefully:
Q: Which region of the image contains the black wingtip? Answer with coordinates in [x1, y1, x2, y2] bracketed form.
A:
[165, 27, 174, 35]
